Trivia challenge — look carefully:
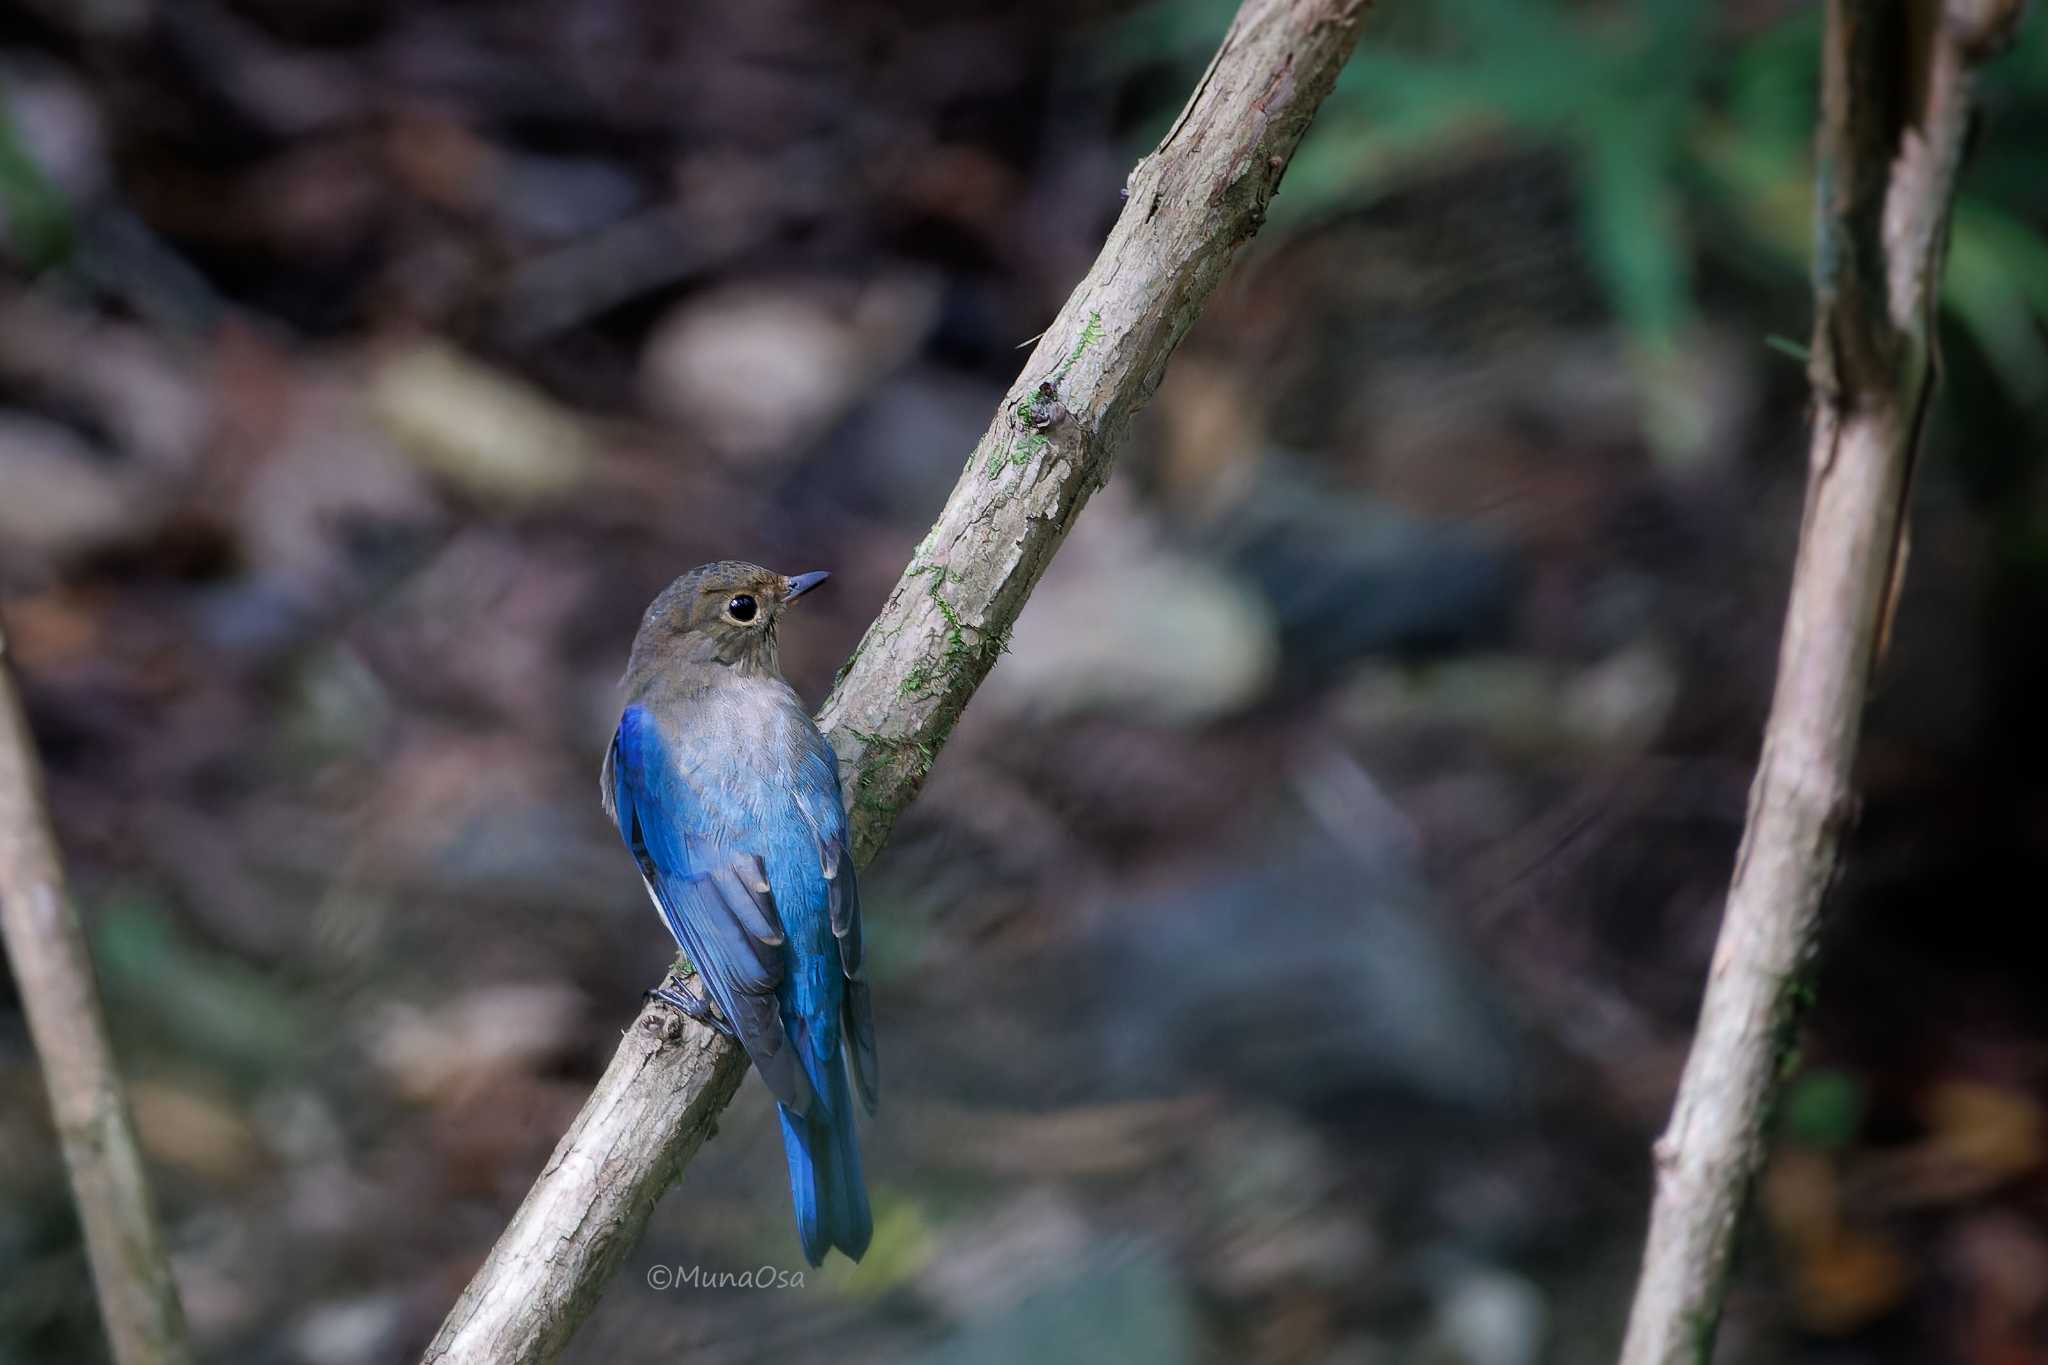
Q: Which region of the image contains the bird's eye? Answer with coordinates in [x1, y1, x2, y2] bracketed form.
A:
[726, 594, 758, 623]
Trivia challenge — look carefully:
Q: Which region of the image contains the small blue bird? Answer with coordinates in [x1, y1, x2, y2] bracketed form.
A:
[601, 561, 875, 1265]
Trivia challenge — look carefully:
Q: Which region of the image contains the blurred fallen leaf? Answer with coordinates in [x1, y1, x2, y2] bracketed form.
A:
[1762, 1147, 1840, 1257]
[369, 342, 593, 502]
[130, 1080, 266, 1184]
[0, 587, 104, 671]
[1924, 1080, 2044, 1188]
[1764, 1145, 1910, 1335]
[1791, 1228, 1911, 1335]
[903, 1095, 1218, 1177]
[1853, 1079, 2045, 1208]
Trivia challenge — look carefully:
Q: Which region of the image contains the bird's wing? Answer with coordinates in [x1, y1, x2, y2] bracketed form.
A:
[792, 730, 878, 1114]
[605, 705, 814, 1114]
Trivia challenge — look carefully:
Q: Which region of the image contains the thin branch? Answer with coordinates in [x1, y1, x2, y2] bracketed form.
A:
[420, 2, 1370, 1360]
[1617, 3, 2027, 1363]
[0, 628, 196, 1365]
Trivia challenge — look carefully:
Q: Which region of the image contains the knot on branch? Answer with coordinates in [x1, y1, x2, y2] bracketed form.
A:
[1017, 381, 1064, 431]
[636, 1007, 685, 1044]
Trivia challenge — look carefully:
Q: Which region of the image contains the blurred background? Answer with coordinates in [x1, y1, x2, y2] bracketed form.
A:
[3, 1, 2048, 1362]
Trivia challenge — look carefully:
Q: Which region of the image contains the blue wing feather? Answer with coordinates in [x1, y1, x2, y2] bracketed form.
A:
[604, 697, 874, 1261]
[607, 707, 812, 1112]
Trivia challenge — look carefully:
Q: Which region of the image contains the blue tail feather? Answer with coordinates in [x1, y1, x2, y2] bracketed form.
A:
[778, 1054, 870, 1266]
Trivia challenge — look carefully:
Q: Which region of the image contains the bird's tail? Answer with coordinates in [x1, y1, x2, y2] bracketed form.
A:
[778, 1049, 871, 1266]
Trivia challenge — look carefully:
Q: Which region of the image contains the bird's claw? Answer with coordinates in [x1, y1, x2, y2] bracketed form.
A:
[646, 978, 737, 1040]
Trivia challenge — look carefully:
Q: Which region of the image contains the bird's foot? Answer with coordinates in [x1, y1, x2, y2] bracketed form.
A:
[646, 977, 737, 1040]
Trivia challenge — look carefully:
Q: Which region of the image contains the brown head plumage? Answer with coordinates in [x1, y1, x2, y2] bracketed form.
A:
[623, 560, 830, 684]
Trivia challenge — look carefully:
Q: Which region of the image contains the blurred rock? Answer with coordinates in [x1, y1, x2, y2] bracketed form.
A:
[0, 414, 141, 565]
[977, 482, 1276, 724]
[369, 342, 593, 502]
[638, 275, 940, 466]
[1419, 1266, 1547, 1365]
[491, 152, 644, 242]
[1094, 827, 1519, 1115]
[991, 550, 1276, 726]
[292, 1294, 405, 1365]
[1201, 455, 1515, 680]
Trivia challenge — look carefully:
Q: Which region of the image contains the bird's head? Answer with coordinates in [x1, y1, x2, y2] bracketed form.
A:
[629, 560, 830, 679]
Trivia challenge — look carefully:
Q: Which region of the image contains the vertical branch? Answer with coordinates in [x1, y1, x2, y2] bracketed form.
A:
[0, 626, 196, 1365]
[1616, 3, 2027, 1363]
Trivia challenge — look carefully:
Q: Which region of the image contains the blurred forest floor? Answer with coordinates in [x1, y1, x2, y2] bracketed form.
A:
[3, 2, 2048, 1364]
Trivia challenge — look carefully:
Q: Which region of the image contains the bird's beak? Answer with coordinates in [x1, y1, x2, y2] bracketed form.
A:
[783, 570, 830, 603]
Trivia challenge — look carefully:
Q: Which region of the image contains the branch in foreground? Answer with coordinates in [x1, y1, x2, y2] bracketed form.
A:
[0, 629, 196, 1365]
[1617, 3, 2027, 1363]
[421, 2, 1369, 1360]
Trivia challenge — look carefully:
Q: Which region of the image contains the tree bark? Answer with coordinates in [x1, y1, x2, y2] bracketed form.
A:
[1617, 3, 2028, 1363]
[421, 1, 1370, 1360]
[0, 629, 196, 1365]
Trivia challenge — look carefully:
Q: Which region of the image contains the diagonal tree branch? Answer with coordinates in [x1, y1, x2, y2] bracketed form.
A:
[0, 629, 197, 1365]
[1617, 3, 2028, 1363]
[421, 2, 1370, 1360]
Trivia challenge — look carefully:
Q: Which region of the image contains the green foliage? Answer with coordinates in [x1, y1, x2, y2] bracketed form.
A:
[1781, 1067, 1867, 1149]
[1111, 0, 2048, 450]
[94, 896, 309, 1079]
[0, 96, 72, 270]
